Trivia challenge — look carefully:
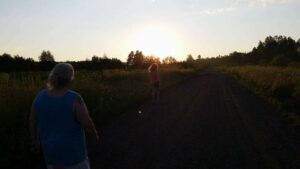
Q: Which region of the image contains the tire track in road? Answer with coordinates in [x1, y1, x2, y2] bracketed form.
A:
[223, 85, 279, 169]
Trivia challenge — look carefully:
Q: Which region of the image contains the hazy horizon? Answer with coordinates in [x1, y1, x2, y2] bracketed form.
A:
[1, 0, 300, 62]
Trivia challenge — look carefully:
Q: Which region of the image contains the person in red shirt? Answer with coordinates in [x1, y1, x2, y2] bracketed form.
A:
[148, 63, 160, 101]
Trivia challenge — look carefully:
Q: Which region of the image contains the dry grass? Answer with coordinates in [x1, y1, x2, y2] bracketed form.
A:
[0, 68, 197, 168]
[220, 66, 300, 127]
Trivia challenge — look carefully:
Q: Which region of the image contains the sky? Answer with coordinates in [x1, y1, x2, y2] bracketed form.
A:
[0, 0, 299, 61]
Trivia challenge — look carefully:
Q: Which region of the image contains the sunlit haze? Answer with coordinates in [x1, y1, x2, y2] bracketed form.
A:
[0, 0, 299, 61]
[131, 26, 183, 60]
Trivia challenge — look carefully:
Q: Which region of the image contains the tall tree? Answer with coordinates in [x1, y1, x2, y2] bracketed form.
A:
[197, 54, 202, 60]
[144, 56, 160, 67]
[127, 51, 135, 67]
[39, 50, 55, 62]
[186, 54, 194, 62]
[92, 55, 100, 62]
[162, 56, 177, 64]
[133, 50, 144, 68]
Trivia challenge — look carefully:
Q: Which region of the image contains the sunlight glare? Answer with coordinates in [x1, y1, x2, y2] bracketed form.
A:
[131, 26, 182, 60]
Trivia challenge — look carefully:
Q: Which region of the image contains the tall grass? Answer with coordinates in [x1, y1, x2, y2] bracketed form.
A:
[220, 66, 300, 127]
[0, 68, 197, 169]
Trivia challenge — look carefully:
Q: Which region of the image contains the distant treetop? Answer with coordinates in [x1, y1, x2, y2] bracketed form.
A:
[39, 50, 55, 62]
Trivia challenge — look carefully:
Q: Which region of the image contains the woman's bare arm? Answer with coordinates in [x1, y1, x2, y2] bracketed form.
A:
[74, 95, 99, 141]
[29, 99, 40, 153]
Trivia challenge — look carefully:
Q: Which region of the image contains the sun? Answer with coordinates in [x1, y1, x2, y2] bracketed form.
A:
[131, 26, 182, 60]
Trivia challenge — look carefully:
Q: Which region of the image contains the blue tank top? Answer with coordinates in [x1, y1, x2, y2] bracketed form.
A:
[35, 89, 87, 166]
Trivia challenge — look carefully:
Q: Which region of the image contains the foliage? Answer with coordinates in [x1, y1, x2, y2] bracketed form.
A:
[126, 50, 161, 69]
[39, 50, 55, 62]
[0, 52, 124, 72]
[162, 56, 177, 65]
[0, 53, 36, 72]
[126, 50, 145, 68]
[81, 55, 124, 70]
[203, 35, 300, 66]
[197, 54, 202, 60]
[186, 54, 195, 63]
[221, 66, 300, 127]
[0, 68, 197, 169]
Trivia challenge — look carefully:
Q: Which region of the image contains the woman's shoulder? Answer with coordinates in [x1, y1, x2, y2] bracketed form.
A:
[36, 89, 47, 98]
[67, 90, 82, 98]
[68, 90, 86, 106]
[33, 89, 48, 106]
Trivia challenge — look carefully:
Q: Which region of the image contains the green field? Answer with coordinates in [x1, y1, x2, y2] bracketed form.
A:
[220, 66, 300, 127]
[0, 67, 197, 168]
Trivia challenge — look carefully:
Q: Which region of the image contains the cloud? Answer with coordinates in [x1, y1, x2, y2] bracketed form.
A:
[199, 0, 239, 15]
[199, 7, 236, 15]
[198, 0, 294, 15]
[249, 0, 295, 6]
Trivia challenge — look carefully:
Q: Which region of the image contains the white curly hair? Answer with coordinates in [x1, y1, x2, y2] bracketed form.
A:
[47, 63, 74, 89]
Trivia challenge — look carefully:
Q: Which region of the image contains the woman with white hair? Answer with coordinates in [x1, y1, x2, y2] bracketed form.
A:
[29, 63, 99, 169]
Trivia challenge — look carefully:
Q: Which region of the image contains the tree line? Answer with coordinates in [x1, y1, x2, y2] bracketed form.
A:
[1, 35, 299, 72]
[213, 35, 300, 66]
[124, 35, 300, 68]
[0, 50, 124, 72]
[0, 50, 181, 72]
[126, 51, 202, 69]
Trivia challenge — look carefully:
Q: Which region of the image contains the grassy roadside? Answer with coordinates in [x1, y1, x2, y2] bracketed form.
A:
[218, 66, 300, 127]
[0, 67, 197, 169]
[75, 68, 198, 125]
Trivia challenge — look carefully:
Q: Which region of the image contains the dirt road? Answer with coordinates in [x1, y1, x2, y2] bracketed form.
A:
[88, 71, 300, 169]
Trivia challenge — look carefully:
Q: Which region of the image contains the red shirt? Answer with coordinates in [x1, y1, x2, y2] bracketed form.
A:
[151, 71, 158, 82]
